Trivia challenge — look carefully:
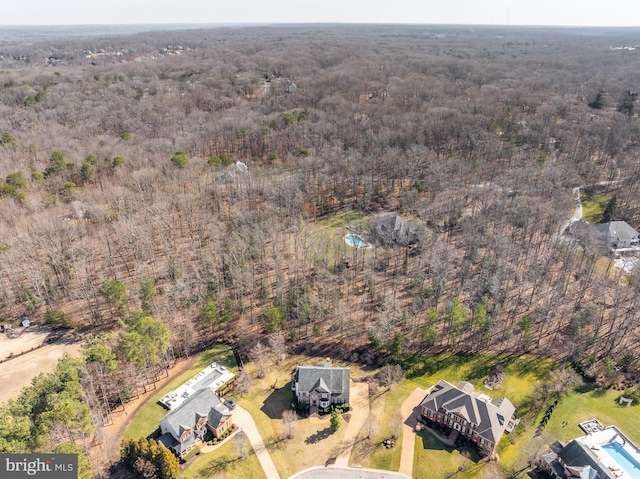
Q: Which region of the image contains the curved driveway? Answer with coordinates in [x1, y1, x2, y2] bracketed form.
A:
[233, 405, 281, 479]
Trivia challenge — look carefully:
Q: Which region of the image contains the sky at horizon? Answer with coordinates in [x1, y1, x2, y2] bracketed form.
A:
[3, 0, 640, 27]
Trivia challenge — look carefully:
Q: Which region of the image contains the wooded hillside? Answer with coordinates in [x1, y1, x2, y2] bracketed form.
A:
[0, 24, 639, 376]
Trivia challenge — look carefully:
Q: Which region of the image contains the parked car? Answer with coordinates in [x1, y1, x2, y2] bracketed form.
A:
[223, 399, 236, 410]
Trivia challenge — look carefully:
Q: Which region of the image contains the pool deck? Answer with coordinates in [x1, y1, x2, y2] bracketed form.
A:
[159, 362, 234, 410]
[577, 426, 640, 479]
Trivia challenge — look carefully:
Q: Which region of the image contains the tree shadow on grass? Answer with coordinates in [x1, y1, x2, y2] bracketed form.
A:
[264, 434, 288, 450]
[261, 381, 293, 420]
[575, 382, 599, 394]
[305, 427, 332, 444]
[200, 455, 243, 476]
[590, 386, 609, 397]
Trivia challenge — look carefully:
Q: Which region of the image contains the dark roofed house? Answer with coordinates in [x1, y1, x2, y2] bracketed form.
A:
[158, 387, 232, 457]
[292, 362, 350, 409]
[420, 379, 517, 457]
[541, 440, 616, 479]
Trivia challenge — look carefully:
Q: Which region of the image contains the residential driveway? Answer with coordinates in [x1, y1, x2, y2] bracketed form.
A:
[558, 186, 583, 238]
[398, 387, 428, 477]
[233, 405, 281, 479]
[334, 382, 370, 466]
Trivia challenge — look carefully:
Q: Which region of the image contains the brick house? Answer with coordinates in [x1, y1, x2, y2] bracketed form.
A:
[420, 379, 517, 456]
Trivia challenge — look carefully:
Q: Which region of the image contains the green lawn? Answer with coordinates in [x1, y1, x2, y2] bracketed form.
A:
[123, 345, 238, 440]
[543, 384, 640, 445]
[414, 429, 482, 479]
[178, 432, 266, 479]
[316, 210, 364, 228]
[581, 192, 611, 223]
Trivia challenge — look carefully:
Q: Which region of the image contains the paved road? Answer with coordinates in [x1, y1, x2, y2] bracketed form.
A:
[335, 382, 370, 466]
[398, 387, 428, 477]
[289, 465, 411, 479]
[233, 405, 281, 479]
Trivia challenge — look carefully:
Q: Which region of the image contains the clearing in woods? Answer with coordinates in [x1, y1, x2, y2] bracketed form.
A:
[0, 325, 82, 403]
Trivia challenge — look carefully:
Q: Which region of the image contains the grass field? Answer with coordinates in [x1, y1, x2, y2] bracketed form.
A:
[178, 432, 266, 479]
[581, 192, 612, 223]
[122, 345, 238, 440]
[414, 431, 481, 479]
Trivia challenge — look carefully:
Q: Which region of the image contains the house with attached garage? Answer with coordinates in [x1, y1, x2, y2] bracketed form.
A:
[292, 362, 350, 410]
[593, 221, 640, 258]
[419, 379, 518, 457]
[157, 387, 233, 457]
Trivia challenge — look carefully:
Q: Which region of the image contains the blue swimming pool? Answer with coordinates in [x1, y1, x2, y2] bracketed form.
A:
[345, 233, 370, 249]
[603, 442, 640, 479]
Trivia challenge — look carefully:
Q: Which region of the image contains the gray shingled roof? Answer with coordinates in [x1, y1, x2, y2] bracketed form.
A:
[557, 440, 616, 479]
[594, 221, 639, 245]
[160, 387, 227, 440]
[294, 364, 350, 401]
[208, 402, 232, 429]
[421, 379, 515, 444]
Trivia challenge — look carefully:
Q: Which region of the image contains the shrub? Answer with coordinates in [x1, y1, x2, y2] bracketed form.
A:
[171, 152, 189, 169]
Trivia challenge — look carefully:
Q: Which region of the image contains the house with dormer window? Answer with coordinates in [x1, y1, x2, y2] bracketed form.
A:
[158, 387, 233, 457]
[292, 362, 350, 409]
[420, 379, 517, 456]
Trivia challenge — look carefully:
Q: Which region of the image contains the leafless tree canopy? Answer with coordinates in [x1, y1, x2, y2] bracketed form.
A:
[0, 24, 638, 383]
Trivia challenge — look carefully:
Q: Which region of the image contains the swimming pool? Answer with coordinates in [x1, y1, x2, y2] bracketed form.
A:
[345, 233, 370, 249]
[602, 442, 640, 479]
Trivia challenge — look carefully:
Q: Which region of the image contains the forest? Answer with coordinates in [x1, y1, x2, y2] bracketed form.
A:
[0, 23, 640, 476]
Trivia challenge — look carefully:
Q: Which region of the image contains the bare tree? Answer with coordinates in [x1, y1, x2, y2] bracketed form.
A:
[376, 364, 403, 390]
[281, 409, 298, 439]
[235, 369, 254, 395]
[268, 332, 287, 364]
[234, 432, 249, 461]
[248, 342, 272, 379]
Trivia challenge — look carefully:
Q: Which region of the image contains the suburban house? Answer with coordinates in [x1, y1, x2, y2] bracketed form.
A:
[541, 440, 616, 479]
[292, 362, 350, 408]
[158, 387, 233, 457]
[593, 221, 640, 257]
[540, 425, 640, 479]
[419, 379, 517, 456]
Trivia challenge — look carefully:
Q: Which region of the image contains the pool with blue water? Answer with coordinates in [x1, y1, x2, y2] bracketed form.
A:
[603, 442, 640, 479]
[345, 233, 370, 249]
